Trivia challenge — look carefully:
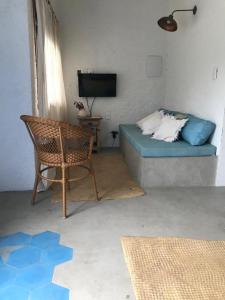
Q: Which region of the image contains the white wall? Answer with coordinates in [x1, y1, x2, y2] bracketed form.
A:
[165, 0, 225, 150]
[165, 0, 225, 185]
[0, 0, 35, 191]
[52, 0, 168, 146]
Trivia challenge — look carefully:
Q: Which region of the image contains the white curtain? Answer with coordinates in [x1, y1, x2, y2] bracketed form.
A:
[33, 0, 67, 120]
[32, 0, 67, 190]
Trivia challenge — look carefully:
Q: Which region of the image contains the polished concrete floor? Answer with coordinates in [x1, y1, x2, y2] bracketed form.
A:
[1, 187, 225, 299]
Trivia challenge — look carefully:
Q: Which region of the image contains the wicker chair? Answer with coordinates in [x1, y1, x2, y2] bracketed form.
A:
[20, 115, 99, 218]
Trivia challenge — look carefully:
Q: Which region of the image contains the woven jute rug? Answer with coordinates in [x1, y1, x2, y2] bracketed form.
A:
[121, 236, 225, 300]
[51, 152, 144, 202]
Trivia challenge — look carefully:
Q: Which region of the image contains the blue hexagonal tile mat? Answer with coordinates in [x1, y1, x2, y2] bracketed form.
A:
[0, 231, 73, 300]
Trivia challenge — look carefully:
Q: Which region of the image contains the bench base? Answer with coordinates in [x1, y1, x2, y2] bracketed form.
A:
[120, 135, 217, 187]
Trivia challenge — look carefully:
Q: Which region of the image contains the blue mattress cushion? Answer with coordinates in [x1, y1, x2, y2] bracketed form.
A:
[160, 109, 216, 146]
[119, 124, 216, 158]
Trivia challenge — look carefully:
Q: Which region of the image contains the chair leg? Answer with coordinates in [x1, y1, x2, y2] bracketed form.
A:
[66, 167, 71, 191]
[62, 166, 67, 219]
[90, 162, 99, 201]
[32, 161, 41, 206]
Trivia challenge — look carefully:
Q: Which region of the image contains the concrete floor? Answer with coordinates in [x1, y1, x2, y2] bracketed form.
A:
[1, 187, 225, 299]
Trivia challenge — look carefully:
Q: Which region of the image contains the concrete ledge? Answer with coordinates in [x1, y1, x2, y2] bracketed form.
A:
[120, 133, 217, 187]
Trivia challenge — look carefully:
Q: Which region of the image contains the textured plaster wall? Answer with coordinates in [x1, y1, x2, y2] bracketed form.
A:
[165, 0, 225, 185]
[0, 0, 35, 191]
[52, 0, 168, 146]
[165, 0, 225, 151]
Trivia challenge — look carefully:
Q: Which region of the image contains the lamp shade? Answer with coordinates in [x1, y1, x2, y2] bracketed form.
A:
[158, 15, 178, 32]
[158, 6, 197, 32]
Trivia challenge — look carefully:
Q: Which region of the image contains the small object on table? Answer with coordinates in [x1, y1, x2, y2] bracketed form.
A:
[78, 116, 103, 153]
[74, 101, 88, 117]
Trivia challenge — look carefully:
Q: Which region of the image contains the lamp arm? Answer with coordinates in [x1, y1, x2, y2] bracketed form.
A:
[172, 6, 197, 16]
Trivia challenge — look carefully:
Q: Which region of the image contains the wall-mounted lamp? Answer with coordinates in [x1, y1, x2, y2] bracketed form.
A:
[158, 6, 197, 32]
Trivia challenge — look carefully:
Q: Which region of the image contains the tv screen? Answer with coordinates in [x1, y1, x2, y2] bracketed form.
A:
[78, 73, 117, 97]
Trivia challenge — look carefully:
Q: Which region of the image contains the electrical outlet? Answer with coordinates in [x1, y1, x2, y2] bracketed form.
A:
[105, 112, 111, 120]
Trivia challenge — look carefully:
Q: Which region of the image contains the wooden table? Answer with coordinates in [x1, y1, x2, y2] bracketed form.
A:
[77, 116, 103, 152]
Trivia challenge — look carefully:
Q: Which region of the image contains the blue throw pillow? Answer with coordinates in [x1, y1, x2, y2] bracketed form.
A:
[160, 109, 216, 145]
[181, 115, 216, 146]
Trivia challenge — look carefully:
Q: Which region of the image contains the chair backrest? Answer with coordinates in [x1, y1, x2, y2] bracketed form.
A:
[20, 115, 92, 165]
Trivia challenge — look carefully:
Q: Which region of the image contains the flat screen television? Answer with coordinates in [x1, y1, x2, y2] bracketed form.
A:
[78, 72, 117, 97]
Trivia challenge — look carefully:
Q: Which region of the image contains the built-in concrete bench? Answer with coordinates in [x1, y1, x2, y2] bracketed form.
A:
[120, 124, 217, 187]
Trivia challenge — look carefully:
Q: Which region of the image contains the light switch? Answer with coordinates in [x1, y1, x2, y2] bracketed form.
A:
[212, 66, 219, 80]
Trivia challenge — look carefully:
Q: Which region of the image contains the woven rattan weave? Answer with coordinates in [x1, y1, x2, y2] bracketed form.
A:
[21, 115, 99, 218]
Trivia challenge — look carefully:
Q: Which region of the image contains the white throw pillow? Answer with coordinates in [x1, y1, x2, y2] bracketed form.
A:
[137, 111, 162, 135]
[153, 115, 188, 142]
